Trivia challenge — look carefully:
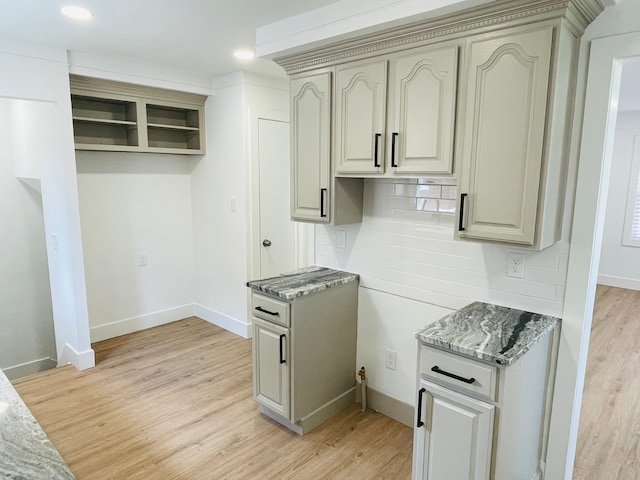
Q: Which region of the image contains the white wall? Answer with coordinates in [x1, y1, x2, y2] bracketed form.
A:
[317, 178, 569, 403]
[76, 153, 197, 342]
[0, 44, 94, 370]
[0, 100, 56, 379]
[191, 72, 289, 337]
[598, 110, 640, 290]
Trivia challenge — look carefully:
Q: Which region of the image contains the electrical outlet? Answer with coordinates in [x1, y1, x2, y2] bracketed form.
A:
[336, 230, 347, 249]
[137, 252, 148, 267]
[50, 233, 58, 251]
[506, 253, 525, 279]
[384, 348, 397, 371]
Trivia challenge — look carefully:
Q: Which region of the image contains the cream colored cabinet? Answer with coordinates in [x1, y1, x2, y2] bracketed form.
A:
[456, 24, 568, 248]
[253, 317, 290, 418]
[334, 60, 388, 174]
[388, 45, 458, 175]
[413, 379, 494, 480]
[335, 45, 458, 176]
[290, 72, 332, 222]
[250, 282, 358, 434]
[290, 71, 364, 225]
[413, 335, 555, 480]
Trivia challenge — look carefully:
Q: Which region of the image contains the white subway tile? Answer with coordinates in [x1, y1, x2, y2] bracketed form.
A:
[438, 199, 456, 213]
[394, 184, 417, 197]
[416, 198, 439, 212]
[439, 214, 456, 227]
[394, 209, 440, 224]
[441, 185, 457, 199]
[392, 196, 418, 210]
[416, 185, 442, 198]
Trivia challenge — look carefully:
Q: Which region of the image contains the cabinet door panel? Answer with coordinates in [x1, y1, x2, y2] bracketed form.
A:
[335, 60, 387, 174]
[291, 73, 331, 222]
[253, 318, 290, 419]
[459, 27, 552, 244]
[413, 380, 494, 480]
[392, 45, 458, 174]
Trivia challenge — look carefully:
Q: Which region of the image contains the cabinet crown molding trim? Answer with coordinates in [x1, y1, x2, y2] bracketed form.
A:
[69, 74, 207, 106]
[274, 0, 606, 74]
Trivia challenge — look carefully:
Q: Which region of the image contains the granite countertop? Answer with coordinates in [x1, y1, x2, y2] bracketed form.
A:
[247, 266, 359, 300]
[416, 301, 559, 366]
[0, 370, 75, 479]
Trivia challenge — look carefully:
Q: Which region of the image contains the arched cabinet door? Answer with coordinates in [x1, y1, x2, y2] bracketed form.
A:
[389, 44, 458, 175]
[334, 59, 388, 175]
[457, 25, 553, 245]
[290, 72, 331, 223]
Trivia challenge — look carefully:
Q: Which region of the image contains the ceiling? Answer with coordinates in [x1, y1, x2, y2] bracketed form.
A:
[0, 0, 340, 79]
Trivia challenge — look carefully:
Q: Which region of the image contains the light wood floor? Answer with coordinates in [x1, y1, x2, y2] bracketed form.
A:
[573, 285, 640, 479]
[13, 317, 412, 480]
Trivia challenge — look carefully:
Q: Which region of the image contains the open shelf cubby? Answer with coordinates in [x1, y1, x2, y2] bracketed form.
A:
[70, 75, 206, 154]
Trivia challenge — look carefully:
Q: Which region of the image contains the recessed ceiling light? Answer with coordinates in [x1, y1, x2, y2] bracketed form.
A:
[233, 49, 255, 60]
[61, 5, 94, 21]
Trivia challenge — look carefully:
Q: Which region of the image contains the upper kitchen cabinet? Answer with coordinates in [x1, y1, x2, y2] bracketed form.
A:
[334, 45, 458, 177]
[290, 70, 363, 225]
[70, 75, 206, 155]
[275, 0, 605, 246]
[334, 60, 388, 175]
[456, 22, 576, 249]
[388, 44, 458, 175]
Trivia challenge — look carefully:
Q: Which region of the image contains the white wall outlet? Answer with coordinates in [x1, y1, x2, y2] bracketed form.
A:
[506, 253, 525, 279]
[336, 229, 347, 249]
[137, 252, 148, 267]
[384, 348, 397, 371]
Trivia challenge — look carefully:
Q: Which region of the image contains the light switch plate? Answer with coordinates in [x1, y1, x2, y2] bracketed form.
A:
[336, 230, 347, 249]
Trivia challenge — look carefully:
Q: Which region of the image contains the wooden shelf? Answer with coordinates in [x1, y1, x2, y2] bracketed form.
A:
[70, 75, 207, 155]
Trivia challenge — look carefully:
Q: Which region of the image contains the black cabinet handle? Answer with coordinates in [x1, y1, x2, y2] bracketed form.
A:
[279, 334, 286, 364]
[374, 133, 382, 168]
[417, 387, 426, 428]
[459, 193, 468, 232]
[431, 365, 476, 385]
[255, 306, 279, 317]
[391, 132, 398, 167]
[320, 188, 327, 218]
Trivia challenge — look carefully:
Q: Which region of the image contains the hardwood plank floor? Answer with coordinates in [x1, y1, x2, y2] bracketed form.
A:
[574, 285, 640, 480]
[13, 317, 412, 479]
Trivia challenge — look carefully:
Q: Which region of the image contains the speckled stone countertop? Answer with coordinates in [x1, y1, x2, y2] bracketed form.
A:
[0, 370, 75, 479]
[247, 266, 359, 300]
[416, 302, 559, 366]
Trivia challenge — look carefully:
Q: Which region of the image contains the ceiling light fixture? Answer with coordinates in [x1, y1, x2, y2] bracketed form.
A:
[61, 5, 94, 21]
[233, 49, 255, 60]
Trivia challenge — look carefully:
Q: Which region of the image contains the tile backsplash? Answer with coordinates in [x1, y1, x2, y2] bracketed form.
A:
[315, 178, 569, 317]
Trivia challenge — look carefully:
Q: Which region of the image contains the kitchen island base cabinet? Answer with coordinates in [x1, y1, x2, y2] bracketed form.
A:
[413, 334, 554, 480]
[251, 281, 358, 435]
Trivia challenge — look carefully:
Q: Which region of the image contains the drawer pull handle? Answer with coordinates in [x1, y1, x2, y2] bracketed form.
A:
[431, 366, 476, 385]
[255, 306, 279, 317]
[279, 334, 286, 364]
[417, 387, 426, 428]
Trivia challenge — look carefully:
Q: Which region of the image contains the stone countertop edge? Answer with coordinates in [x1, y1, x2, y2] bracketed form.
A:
[246, 266, 359, 300]
[415, 301, 560, 367]
[0, 370, 76, 479]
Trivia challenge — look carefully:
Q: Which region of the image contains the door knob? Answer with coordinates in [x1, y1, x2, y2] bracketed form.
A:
[262, 239, 272, 247]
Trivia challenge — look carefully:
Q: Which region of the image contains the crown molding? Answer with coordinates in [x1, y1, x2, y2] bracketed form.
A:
[274, 0, 606, 74]
[69, 74, 208, 106]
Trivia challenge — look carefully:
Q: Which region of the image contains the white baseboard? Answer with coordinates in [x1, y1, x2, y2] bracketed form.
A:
[3, 357, 57, 381]
[597, 274, 640, 291]
[356, 384, 414, 428]
[193, 304, 250, 338]
[90, 304, 195, 343]
[59, 342, 95, 370]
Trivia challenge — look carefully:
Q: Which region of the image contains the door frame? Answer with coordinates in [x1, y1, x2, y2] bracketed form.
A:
[247, 108, 311, 283]
[544, 31, 640, 479]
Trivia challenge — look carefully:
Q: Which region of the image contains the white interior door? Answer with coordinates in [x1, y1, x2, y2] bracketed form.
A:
[258, 117, 295, 278]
